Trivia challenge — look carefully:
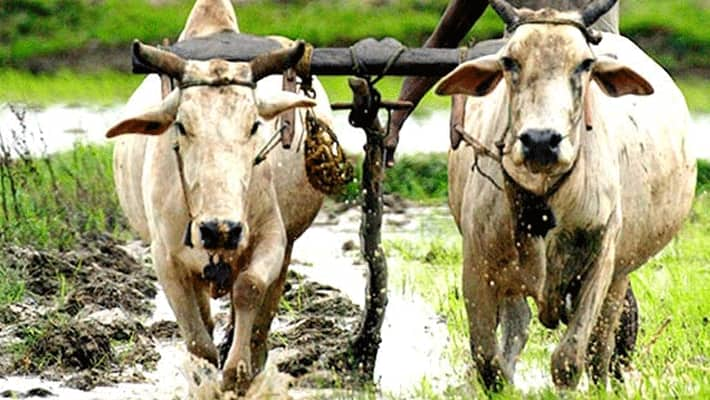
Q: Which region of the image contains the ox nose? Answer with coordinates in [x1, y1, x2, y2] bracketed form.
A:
[519, 129, 563, 166]
[199, 220, 243, 250]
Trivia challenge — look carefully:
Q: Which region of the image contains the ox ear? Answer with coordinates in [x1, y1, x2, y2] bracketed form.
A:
[106, 90, 180, 138]
[256, 91, 317, 120]
[435, 55, 503, 97]
[592, 57, 654, 97]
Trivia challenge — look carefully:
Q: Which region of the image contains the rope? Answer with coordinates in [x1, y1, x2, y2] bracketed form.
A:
[371, 45, 406, 85]
[254, 124, 286, 165]
[179, 80, 256, 90]
[349, 42, 407, 85]
[508, 18, 603, 44]
[295, 42, 315, 79]
[173, 141, 195, 220]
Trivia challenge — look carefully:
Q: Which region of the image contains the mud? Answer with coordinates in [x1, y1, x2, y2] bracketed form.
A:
[2, 233, 156, 317]
[0, 235, 159, 390]
[268, 271, 362, 388]
[1, 234, 366, 394]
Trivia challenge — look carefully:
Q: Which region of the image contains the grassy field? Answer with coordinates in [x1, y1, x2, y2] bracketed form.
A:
[4, 0, 709, 68]
[2, 70, 710, 114]
[385, 192, 710, 399]
[0, 143, 125, 253]
[2, 0, 709, 110]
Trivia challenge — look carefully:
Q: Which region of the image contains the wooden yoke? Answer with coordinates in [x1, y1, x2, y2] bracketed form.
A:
[134, 32, 505, 78]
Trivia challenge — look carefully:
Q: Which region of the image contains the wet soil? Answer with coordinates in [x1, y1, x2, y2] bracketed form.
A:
[268, 271, 363, 388]
[0, 234, 160, 390]
[1, 234, 365, 393]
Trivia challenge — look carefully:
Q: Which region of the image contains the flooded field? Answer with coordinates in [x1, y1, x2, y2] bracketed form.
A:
[1, 104, 708, 160]
[1, 100, 708, 399]
[0, 204, 460, 399]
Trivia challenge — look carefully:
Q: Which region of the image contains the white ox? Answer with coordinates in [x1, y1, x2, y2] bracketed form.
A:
[437, 0, 695, 390]
[106, 0, 328, 393]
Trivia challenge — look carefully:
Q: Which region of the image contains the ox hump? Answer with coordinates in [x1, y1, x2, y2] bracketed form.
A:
[180, 0, 239, 41]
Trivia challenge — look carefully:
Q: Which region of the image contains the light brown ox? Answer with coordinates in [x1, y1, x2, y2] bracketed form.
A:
[106, 0, 329, 392]
[436, 0, 695, 390]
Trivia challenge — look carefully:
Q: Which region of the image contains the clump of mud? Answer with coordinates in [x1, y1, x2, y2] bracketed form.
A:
[267, 271, 363, 388]
[2, 234, 368, 394]
[0, 235, 161, 390]
[3, 233, 156, 317]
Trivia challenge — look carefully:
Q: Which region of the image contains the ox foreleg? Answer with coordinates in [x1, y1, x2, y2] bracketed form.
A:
[153, 243, 218, 365]
[499, 296, 531, 380]
[249, 242, 294, 375]
[586, 274, 629, 385]
[551, 216, 620, 388]
[222, 224, 286, 394]
[463, 252, 506, 390]
[194, 278, 216, 336]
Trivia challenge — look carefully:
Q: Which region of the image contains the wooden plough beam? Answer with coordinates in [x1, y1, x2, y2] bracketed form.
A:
[131, 32, 503, 381]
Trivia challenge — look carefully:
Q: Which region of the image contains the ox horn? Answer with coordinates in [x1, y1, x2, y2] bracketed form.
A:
[132, 40, 187, 80]
[581, 0, 618, 27]
[249, 40, 306, 82]
[488, 0, 520, 27]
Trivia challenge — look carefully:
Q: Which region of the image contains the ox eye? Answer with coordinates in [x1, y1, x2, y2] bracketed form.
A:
[575, 58, 595, 74]
[250, 121, 261, 136]
[175, 121, 188, 136]
[501, 57, 519, 72]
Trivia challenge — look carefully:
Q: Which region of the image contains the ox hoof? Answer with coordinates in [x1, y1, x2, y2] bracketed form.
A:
[477, 356, 509, 392]
[187, 340, 219, 367]
[551, 346, 582, 389]
[222, 360, 253, 396]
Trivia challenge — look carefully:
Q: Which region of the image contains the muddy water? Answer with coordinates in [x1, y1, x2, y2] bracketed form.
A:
[0, 102, 702, 398]
[1, 103, 708, 159]
[0, 207, 458, 399]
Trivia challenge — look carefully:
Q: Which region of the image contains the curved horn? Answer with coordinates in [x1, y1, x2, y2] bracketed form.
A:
[249, 40, 306, 82]
[488, 0, 520, 27]
[132, 40, 187, 80]
[581, 0, 618, 27]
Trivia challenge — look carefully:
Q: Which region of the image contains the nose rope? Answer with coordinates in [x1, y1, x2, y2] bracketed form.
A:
[172, 141, 195, 220]
[159, 73, 197, 244]
[455, 92, 514, 191]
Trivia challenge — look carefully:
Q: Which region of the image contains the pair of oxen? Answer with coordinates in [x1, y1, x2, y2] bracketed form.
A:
[106, 0, 695, 394]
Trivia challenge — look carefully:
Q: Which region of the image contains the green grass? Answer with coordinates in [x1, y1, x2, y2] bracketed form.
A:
[0, 69, 144, 107]
[2, 70, 709, 114]
[384, 193, 710, 398]
[336, 153, 449, 204]
[0, 143, 126, 251]
[678, 78, 710, 114]
[4, 1, 710, 69]
[0, 265, 25, 307]
[698, 159, 710, 193]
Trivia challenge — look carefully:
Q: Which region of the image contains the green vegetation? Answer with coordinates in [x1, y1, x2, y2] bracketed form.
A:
[698, 159, 710, 193]
[0, 69, 144, 107]
[385, 193, 710, 398]
[2, 70, 710, 113]
[0, 142, 125, 251]
[0, 264, 25, 306]
[4, 1, 710, 70]
[336, 153, 449, 204]
[2, 1, 709, 111]
[678, 78, 710, 114]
